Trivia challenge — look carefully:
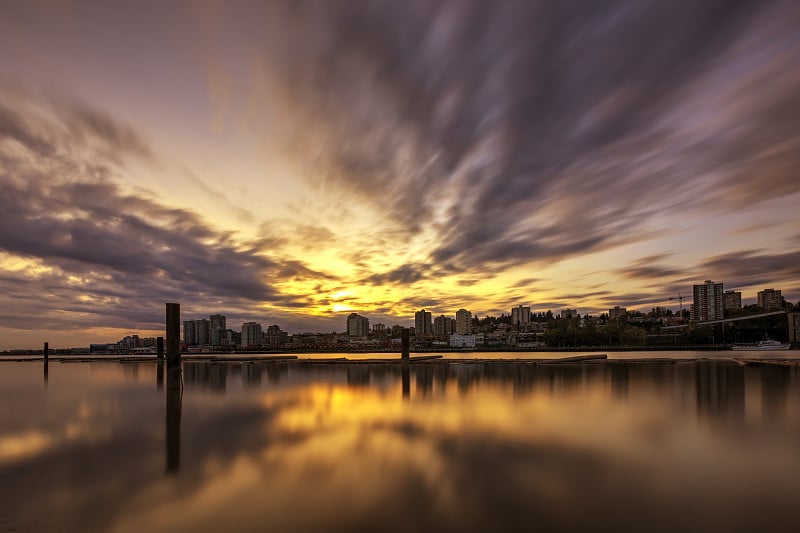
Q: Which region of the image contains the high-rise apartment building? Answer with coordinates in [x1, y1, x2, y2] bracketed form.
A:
[511, 306, 531, 327]
[434, 315, 455, 336]
[183, 320, 197, 344]
[415, 309, 433, 337]
[455, 309, 472, 335]
[347, 313, 370, 336]
[196, 318, 210, 345]
[209, 314, 226, 346]
[692, 280, 723, 321]
[241, 322, 263, 348]
[723, 290, 742, 311]
[757, 288, 783, 311]
[264, 324, 286, 349]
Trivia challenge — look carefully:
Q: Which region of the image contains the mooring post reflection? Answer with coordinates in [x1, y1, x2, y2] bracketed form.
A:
[166, 371, 182, 474]
[157, 360, 164, 391]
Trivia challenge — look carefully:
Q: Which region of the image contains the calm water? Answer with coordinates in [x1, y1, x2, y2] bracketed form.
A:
[2, 358, 800, 532]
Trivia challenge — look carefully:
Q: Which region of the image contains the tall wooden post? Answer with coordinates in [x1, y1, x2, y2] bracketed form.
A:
[166, 303, 181, 389]
[43, 341, 49, 384]
[401, 328, 410, 362]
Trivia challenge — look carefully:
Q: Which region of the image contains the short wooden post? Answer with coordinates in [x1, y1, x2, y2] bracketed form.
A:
[401, 328, 410, 362]
[157, 336, 164, 360]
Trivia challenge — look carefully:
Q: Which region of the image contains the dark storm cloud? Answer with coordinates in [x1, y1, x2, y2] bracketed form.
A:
[616, 254, 682, 282]
[0, 92, 330, 332]
[699, 249, 800, 290]
[363, 263, 429, 285]
[262, 0, 800, 274]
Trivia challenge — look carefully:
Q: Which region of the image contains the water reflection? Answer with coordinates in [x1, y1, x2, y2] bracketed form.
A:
[2, 360, 800, 532]
[165, 381, 181, 474]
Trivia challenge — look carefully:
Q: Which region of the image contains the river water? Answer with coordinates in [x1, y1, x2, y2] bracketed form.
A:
[1, 356, 800, 532]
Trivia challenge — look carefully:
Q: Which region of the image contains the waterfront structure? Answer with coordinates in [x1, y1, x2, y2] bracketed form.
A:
[723, 290, 742, 311]
[196, 318, 210, 345]
[415, 309, 433, 337]
[455, 309, 472, 335]
[372, 323, 386, 334]
[209, 314, 226, 346]
[241, 322, 263, 349]
[347, 313, 370, 337]
[511, 305, 531, 327]
[758, 288, 783, 311]
[692, 280, 723, 321]
[183, 320, 197, 344]
[434, 315, 455, 336]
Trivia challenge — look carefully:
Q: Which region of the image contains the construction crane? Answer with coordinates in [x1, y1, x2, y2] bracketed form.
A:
[669, 293, 685, 318]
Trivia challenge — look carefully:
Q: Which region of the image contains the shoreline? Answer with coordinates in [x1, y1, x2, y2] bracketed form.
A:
[2, 353, 799, 366]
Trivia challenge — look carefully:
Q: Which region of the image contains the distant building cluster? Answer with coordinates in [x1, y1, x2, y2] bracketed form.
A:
[691, 281, 787, 321]
[90, 335, 158, 354]
[182, 314, 287, 351]
[80, 282, 795, 354]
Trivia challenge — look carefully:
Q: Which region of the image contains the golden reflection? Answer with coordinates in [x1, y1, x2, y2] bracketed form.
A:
[0, 431, 53, 464]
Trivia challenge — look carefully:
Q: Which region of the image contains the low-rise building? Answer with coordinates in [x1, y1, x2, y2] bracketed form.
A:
[449, 334, 476, 348]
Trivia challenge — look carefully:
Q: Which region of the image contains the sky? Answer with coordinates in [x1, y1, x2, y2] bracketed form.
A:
[1, 0, 799, 349]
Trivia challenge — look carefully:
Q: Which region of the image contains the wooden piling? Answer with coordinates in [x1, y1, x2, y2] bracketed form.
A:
[165, 303, 181, 389]
[157, 336, 164, 360]
[43, 341, 49, 384]
[401, 328, 410, 362]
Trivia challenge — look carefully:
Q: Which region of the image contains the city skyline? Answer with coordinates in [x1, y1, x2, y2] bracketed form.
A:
[1, 1, 799, 349]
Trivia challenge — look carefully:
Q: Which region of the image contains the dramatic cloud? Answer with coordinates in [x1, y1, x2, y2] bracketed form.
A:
[0, 91, 332, 335]
[258, 0, 800, 273]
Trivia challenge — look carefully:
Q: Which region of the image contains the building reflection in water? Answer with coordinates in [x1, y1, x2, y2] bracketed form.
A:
[158, 360, 800, 481]
[695, 361, 745, 425]
[7, 357, 800, 533]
